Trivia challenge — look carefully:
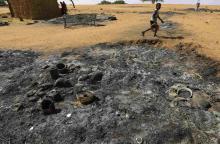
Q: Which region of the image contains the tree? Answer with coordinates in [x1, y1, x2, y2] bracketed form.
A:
[99, 0, 127, 5]
[141, 0, 164, 4]
[99, 0, 112, 5]
[112, 0, 127, 4]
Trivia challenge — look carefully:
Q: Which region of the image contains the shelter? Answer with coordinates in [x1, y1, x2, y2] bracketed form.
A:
[8, 0, 61, 20]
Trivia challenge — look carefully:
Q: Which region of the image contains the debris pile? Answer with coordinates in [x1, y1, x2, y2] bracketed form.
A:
[0, 42, 219, 143]
[0, 21, 9, 26]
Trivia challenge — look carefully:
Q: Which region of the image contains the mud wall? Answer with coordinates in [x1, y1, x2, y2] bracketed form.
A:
[8, 0, 32, 18]
[31, 0, 61, 20]
[8, 0, 61, 20]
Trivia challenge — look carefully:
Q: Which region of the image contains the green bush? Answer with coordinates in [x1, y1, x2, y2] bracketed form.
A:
[112, 0, 127, 4]
[99, 0, 112, 5]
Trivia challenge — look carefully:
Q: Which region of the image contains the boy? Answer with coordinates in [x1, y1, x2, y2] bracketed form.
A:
[142, 3, 164, 37]
[196, 0, 200, 11]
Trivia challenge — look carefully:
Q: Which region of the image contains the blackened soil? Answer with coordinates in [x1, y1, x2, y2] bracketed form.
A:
[0, 42, 219, 144]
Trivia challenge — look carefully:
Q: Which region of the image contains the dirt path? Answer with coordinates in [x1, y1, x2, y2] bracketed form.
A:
[0, 4, 220, 61]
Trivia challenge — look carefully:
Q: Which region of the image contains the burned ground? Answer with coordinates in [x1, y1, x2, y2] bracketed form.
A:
[0, 41, 219, 144]
[47, 13, 117, 27]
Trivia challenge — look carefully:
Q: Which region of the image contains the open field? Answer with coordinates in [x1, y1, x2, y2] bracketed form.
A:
[0, 4, 220, 61]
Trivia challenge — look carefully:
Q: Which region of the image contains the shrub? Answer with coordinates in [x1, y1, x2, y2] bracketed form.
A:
[99, 0, 112, 5]
[112, 0, 127, 4]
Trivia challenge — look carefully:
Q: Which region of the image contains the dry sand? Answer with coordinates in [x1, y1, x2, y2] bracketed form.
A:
[0, 4, 220, 61]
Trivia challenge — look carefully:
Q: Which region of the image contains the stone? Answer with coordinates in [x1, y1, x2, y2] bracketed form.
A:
[56, 63, 65, 69]
[56, 63, 69, 74]
[70, 65, 81, 72]
[52, 93, 64, 102]
[213, 93, 220, 102]
[76, 91, 99, 105]
[74, 84, 85, 93]
[89, 72, 103, 84]
[41, 98, 57, 115]
[31, 82, 39, 87]
[14, 103, 25, 111]
[29, 96, 40, 102]
[26, 90, 37, 97]
[36, 91, 46, 98]
[191, 91, 211, 110]
[78, 74, 91, 81]
[55, 78, 72, 87]
[40, 83, 53, 91]
[49, 67, 60, 80]
[42, 65, 50, 69]
[178, 89, 192, 99]
[168, 84, 192, 100]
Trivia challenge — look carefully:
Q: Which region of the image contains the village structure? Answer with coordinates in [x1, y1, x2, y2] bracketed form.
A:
[7, 0, 61, 19]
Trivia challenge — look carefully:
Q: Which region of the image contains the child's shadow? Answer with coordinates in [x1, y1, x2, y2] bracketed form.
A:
[157, 35, 184, 40]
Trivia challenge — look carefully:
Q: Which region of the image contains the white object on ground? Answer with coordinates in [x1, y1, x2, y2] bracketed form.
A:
[146, 90, 152, 95]
[125, 113, 129, 119]
[136, 137, 143, 144]
[67, 113, 72, 118]
[29, 126, 34, 131]
[115, 111, 120, 116]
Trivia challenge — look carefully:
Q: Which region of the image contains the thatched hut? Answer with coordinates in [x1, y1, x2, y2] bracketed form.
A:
[7, 0, 61, 20]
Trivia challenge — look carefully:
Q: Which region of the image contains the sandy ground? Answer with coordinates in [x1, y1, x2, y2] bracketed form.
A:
[0, 4, 220, 61]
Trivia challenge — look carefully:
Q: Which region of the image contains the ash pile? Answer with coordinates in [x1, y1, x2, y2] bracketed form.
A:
[47, 13, 117, 25]
[0, 42, 220, 144]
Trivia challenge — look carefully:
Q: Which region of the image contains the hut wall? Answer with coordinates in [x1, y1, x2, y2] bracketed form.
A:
[8, 0, 61, 20]
[31, 0, 61, 20]
[9, 0, 32, 19]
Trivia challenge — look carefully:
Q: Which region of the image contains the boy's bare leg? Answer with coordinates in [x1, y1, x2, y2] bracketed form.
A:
[153, 25, 159, 37]
[154, 28, 158, 37]
[142, 28, 152, 36]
